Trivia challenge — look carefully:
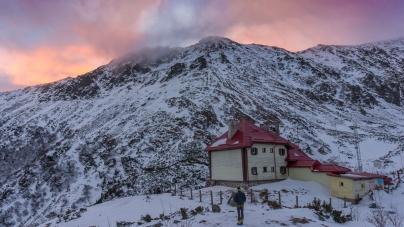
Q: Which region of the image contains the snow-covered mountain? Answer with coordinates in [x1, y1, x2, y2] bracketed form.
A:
[0, 36, 403, 226]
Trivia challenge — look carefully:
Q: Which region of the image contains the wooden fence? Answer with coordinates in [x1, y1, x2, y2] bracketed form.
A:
[149, 186, 352, 209]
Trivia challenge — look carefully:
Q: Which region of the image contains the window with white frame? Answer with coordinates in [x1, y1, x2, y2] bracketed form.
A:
[270, 167, 275, 172]
[262, 148, 266, 153]
[251, 167, 257, 175]
[279, 148, 286, 156]
[280, 166, 286, 174]
[251, 147, 258, 155]
[269, 148, 274, 153]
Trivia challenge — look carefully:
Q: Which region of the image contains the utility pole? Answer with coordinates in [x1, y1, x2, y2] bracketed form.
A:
[353, 122, 363, 172]
[332, 118, 341, 163]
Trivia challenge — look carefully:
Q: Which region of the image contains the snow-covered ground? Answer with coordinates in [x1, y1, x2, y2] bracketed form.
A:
[39, 178, 404, 227]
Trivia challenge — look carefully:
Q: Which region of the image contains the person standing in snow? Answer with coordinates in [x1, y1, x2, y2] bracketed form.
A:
[233, 187, 246, 225]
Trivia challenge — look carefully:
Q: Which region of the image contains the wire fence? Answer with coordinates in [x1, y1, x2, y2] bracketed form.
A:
[148, 186, 355, 210]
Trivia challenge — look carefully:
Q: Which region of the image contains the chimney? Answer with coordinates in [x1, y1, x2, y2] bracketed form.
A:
[228, 120, 238, 139]
[260, 123, 269, 131]
[275, 121, 280, 136]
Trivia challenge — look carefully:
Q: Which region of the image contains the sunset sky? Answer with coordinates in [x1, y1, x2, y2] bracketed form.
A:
[1, 0, 404, 92]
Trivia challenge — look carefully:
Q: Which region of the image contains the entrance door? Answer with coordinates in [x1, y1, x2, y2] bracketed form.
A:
[369, 181, 376, 190]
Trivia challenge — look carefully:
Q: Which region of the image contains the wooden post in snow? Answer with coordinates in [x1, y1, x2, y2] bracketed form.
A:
[210, 191, 213, 205]
[190, 188, 193, 200]
[329, 198, 332, 206]
[250, 189, 253, 203]
[220, 191, 223, 204]
[278, 191, 281, 206]
[296, 195, 298, 208]
[199, 190, 202, 202]
[344, 197, 347, 208]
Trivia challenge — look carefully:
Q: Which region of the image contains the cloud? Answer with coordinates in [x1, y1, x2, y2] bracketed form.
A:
[0, 46, 106, 90]
[0, 71, 25, 92]
[0, 0, 404, 92]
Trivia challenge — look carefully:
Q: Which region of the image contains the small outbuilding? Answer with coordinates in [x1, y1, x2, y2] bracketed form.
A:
[327, 172, 387, 200]
[286, 149, 351, 188]
[372, 160, 382, 168]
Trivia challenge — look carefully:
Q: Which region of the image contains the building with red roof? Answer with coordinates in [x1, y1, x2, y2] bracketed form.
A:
[204, 119, 291, 187]
[327, 172, 390, 200]
[205, 119, 357, 188]
[205, 119, 389, 200]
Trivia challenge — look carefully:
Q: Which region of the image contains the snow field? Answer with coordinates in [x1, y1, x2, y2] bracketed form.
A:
[39, 178, 404, 227]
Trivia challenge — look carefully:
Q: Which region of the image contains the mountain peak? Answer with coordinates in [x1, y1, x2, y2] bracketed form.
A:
[198, 36, 237, 44]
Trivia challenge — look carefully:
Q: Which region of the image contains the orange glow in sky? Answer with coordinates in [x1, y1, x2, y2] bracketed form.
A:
[1, 0, 404, 92]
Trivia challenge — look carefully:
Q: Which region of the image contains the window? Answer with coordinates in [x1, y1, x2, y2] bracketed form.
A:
[269, 148, 274, 153]
[270, 167, 275, 172]
[263, 167, 267, 172]
[280, 166, 286, 174]
[361, 183, 365, 189]
[262, 148, 266, 153]
[251, 167, 257, 175]
[339, 182, 344, 187]
[251, 147, 258, 155]
[279, 148, 286, 156]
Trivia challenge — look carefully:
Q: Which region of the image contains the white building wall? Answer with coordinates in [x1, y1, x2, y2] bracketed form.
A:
[248, 144, 288, 181]
[312, 172, 331, 188]
[289, 168, 331, 188]
[211, 149, 243, 181]
[289, 168, 313, 181]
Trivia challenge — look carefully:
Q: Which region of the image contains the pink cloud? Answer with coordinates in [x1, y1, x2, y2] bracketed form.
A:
[0, 0, 403, 92]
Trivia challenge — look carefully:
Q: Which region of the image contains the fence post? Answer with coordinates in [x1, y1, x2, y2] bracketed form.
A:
[210, 191, 213, 205]
[296, 195, 298, 208]
[329, 198, 332, 206]
[180, 187, 183, 197]
[278, 191, 281, 206]
[250, 189, 253, 203]
[344, 197, 347, 208]
[220, 191, 222, 204]
[190, 188, 193, 200]
[199, 190, 202, 202]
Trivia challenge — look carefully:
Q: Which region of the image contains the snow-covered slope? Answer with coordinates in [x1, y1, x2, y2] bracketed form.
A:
[0, 36, 403, 226]
[37, 178, 404, 227]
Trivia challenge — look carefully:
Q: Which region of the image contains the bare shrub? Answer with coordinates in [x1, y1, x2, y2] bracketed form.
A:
[365, 191, 388, 227]
[387, 202, 404, 227]
[349, 205, 361, 221]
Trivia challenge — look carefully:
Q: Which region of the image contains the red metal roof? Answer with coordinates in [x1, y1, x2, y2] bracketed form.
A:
[285, 147, 313, 161]
[312, 164, 351, 172]
[327, 172, 387, 180]
[286, 160, 320, 168]
[204, 119, 353, 174]
[204, 119, 291, 151]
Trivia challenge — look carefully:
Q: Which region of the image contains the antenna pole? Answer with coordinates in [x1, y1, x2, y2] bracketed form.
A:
[353, 122, 363, 172]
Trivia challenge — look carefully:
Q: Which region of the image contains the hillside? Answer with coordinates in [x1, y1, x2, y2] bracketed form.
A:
[0, 36, 403, 226]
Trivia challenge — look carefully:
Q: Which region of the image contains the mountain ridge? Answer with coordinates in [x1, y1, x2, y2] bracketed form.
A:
[0, 36, 403, 226]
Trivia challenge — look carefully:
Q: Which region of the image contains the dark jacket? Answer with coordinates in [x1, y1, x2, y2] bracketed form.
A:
[233, 191, 246, 205]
